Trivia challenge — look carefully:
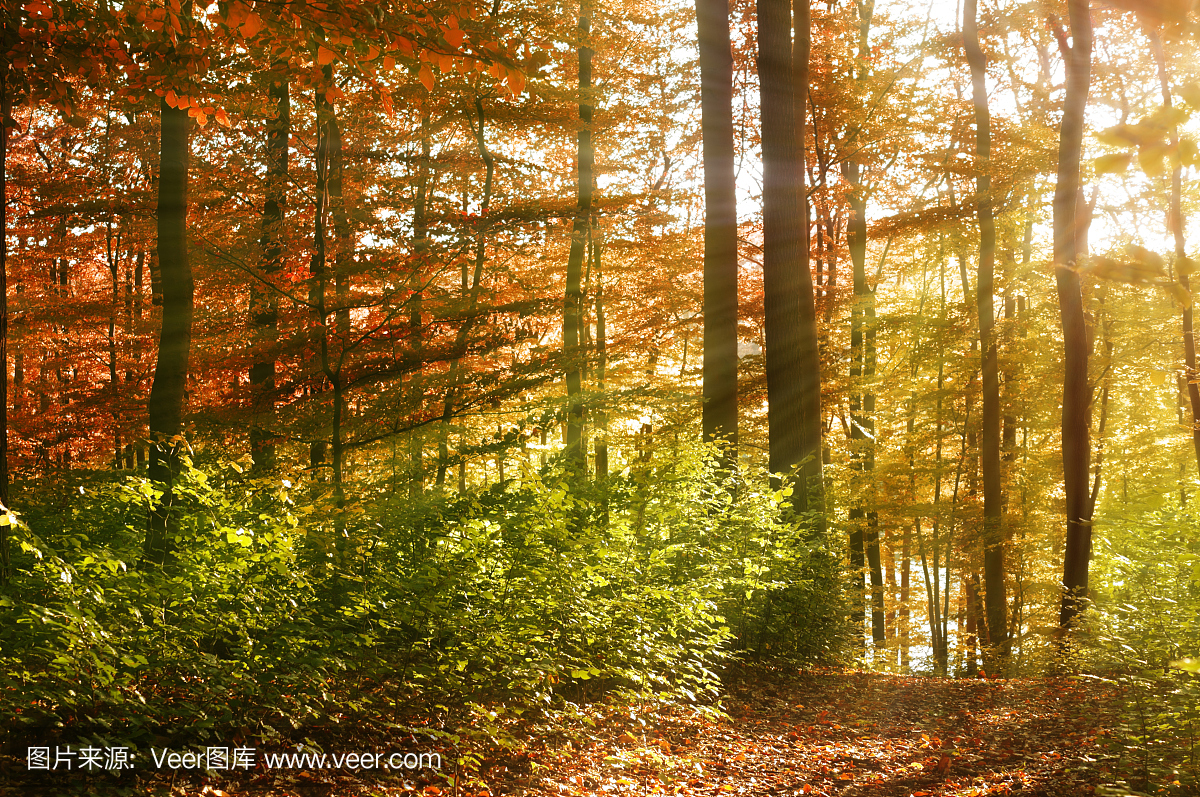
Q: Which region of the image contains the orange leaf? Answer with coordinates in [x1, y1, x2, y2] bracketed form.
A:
[239, 11, 262, 38]
[731, 752, 746, 762]
[438, 52, 454, 72]
[215, 108, 231, 127]
[165, 89, 178, 108]
[445, 28, 466, 47]
[383, 56, 396, 71]
[506, 70, 525, 95]
[194, 112, 208, 127]
[176, 94, 190, 109]
[317, 45, 335, 65]
[419, 63, 434, 90]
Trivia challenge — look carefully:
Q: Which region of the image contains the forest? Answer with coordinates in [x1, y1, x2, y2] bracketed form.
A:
[2, 0, 1200, 793]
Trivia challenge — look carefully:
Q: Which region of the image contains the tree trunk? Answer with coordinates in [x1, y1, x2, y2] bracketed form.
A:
[1150, 30, 1200, 471]
[0, 66, 10, 584]
[1053, 0, 1093, 632]
[698, 0, 739, 464]
[564, 0, 594, 473]
[251, 67, 289, 472]
[964, 0, 1008, 663]
[437, 99, 493, 486]
[144, 96, 194, 566]
[757, 0, 820, 515]
[844, 0, 880, 644]
[593, 228, 609, 478]
[326, 75, 351, 547]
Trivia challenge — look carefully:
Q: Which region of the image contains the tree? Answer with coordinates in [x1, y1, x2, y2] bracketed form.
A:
[1049, 0, 1094, 632]
[564, 0, 595, 474]
[756, 0, 822, 515]
[143, 92, 194, 566]
[963, 0, 1008, 661]
[698, 0, 739, 464]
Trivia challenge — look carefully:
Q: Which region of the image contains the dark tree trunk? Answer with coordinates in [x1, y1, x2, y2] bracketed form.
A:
[251, 68, 289, 472]
[1053, 0, 1093, 632]
[756, 0, 821, 515]
[964, 0, 1008, 662]
[564, 0, 594, 473]
[144, 96, 194, 566]
[0, 66, 10, 584]
[698, 0, 738, 464]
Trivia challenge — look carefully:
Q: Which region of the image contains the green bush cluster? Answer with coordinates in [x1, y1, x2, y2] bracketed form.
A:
[1084, 505, 1200, 794]
[0, 443, 848, 747]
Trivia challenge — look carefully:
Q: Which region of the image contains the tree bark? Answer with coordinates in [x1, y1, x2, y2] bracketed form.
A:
[144, 96, 195, 566]
[698, 0, 739, 464]
[251, 68, 289, 472]
[1052, 0, 1093, 632]
[564, 0, 594, 473]
[964, 0, 1008, 662]
[845, 0, 880, 643]
[0, 65, 10, 584]
[757, 0, 821, 515]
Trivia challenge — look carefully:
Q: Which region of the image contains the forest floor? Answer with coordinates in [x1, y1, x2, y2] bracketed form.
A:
[2, 667, 1127, 797]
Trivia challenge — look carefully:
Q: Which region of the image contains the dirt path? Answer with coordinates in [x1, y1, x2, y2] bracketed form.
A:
[512, 669, 1120, 797]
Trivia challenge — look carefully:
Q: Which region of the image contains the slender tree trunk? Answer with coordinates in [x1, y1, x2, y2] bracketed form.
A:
[593, 228, 609, 478]
[564, 0, 594, 473]
[844, 0, 880, 643]
[437, 99, 492, 486]
[326, 77, 352, 545]
[964, 0, 1008, 663]
[144, 95, 195, 566]
[251, 67, 289, 472]
[794, 0, 823, 512]
[1053, 0, 1094, 632]
[309, 80, 332, 483]
[698, 0, 739, 464]
[0, 65, 10, 583]
[1150, 31, 1200, 471]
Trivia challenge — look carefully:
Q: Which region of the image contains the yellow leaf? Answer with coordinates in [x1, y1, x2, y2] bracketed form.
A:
[1151, 369, 1168, 387]
[317, 45, 336, 65]
[419, 62, 435, 90]
[239, 11, 262, 38]
[1166, 281, 1193, 309]
[1095, 123, 1141, 148]
[1180, 81, 1200, 109]
[1094, 152, 1132, 175]
[1126, 244, 1166, 269]
[1083, 255, 1163, 285]
[1139, 142, 1170, 175]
